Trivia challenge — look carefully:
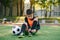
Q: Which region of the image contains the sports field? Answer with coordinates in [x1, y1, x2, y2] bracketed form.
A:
[0, 25, 60, 40]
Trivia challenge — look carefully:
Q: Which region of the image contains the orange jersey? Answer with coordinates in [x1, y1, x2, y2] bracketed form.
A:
[28, 18, 34, 27]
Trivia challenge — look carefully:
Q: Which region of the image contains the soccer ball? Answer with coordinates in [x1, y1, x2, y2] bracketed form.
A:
[12, 25, 21, 35]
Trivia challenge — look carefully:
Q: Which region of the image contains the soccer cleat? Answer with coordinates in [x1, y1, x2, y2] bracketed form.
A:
[28, 33, 32, 37]
[18, 36, 25, 38]
[18, 32, 25, 38]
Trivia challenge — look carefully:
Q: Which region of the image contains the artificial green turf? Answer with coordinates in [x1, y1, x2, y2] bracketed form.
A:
[0, 25, 60, 40]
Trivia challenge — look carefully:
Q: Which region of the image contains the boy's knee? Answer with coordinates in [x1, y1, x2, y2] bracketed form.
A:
[22, 24, 26, 27]
[22, 22, 28, 27]
[22, 23, 28, 31]
[34, 21, 37, 23]
[23, 22, 28, 26]
[22, 23, 27, 29]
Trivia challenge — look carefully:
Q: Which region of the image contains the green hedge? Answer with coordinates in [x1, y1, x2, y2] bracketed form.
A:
[38, 18, 60, 23]
[0, 17, 60, 23]
[0, 16, 19, 23]
[0, 16, 25, 23]
[38, 18, 57, 20]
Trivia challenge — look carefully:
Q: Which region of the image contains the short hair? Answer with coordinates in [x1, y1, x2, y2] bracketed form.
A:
[26, 9, 33, 15]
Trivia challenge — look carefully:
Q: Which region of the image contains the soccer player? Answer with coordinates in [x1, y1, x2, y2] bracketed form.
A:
[19, 9, 40, 37]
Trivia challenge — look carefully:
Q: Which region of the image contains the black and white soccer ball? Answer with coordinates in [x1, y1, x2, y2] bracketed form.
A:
[12, 25, 21, 35]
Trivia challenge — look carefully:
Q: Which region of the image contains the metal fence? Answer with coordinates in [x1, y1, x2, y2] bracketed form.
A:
[34, 10, 60, 18]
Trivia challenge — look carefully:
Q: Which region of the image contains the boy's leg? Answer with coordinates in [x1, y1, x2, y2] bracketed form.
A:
[20, 23, 29, 35]
[31, 21, 37, 35]
[31, 21, 40, 35]
[18, 23, 29, 38]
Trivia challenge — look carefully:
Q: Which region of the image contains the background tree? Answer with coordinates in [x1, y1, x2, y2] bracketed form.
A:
[0, 0, 10, 16]
[34, 0, 60, 17]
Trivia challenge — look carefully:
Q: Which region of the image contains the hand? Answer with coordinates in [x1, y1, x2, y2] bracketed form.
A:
[28, 29, 31, 32]
[31, 29, 36, 33]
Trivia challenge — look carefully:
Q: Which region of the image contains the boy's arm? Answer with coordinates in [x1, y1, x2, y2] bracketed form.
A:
[37, 19, 40, 30]
[34, 17, 40, 30]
